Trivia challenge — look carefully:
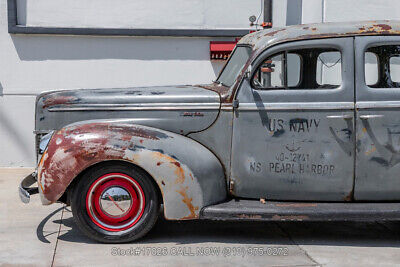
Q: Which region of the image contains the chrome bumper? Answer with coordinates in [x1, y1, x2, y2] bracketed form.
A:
[19, 172, 39, 204]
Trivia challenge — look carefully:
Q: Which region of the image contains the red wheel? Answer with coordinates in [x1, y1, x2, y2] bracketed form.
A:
[86, 173, 145, 232]
[71, 163, 160, 243]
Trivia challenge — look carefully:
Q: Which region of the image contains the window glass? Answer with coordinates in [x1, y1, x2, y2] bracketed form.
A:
[287, 53, 301, 87]
[254, 53, 284, 88]
[253, 53, 301, 89]
[365, 45, 400, 88]
[316, 51, 342, 87]
[253, 48, 341, 90]
[365, 52, 379, 86]
[217, 46, 252, 87]
[390, 56, 400, 83]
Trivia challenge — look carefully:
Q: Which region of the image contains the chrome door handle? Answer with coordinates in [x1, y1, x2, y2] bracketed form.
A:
[359, 114, 384, 119]
[326, 114, 353, 120]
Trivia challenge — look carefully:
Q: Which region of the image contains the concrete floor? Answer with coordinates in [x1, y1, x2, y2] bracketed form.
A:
[1, 168, 400, 267]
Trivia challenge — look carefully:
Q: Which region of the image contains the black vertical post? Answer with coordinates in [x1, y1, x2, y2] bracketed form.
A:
[263, 0, 273, 28]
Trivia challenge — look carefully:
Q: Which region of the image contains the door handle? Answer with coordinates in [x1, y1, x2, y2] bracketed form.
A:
[326, 114, 353, 120]
[359, 114, 384, 119]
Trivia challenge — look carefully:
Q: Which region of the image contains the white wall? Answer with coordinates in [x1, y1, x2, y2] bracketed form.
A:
[0, 0, 259, 167]
[17, 0, 260, 29]
[302, 0, 400, 24]
[2, 0, 400, 167]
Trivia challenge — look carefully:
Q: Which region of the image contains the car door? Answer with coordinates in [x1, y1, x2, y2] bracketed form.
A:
[354, 36, 400, 200]
[230, 38, 355, 201]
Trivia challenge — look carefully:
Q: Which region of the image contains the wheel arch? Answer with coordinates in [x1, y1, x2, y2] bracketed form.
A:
[63, 160, 163, 206]
[37, 121, 227, 220]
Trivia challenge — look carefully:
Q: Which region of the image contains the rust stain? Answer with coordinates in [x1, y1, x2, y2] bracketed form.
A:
[264, 28, 286, 37]
[176, 186, 198, 219]
[365, 146, 376, 156]
[358, 24, 397, 35]
[151, 152, 185, 184]
[156, 162, 162, 166]
[197, 83, 231, 103]
[272, 215, 309, 221]
[275, 203, 317, 208]
[42, 96, 78, 109]
[173, 162, 185, 184]
[39, 123, 172, 202]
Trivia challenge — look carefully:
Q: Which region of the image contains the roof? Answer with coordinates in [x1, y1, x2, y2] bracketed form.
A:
[238, 20, 400, 52]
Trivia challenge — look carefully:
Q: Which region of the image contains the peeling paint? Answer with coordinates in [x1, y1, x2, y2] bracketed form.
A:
[36, 122, 226, 220]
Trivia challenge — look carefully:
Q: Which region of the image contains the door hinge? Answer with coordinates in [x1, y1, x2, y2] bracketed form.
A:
[233, 100, 239, 109]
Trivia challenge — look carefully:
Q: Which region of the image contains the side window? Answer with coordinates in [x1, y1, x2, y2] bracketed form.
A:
[364, 52, 379, 86]
[390, 56, 400, 83]
[252, 48, 342, 90]
[365, 45, 400, 88]
[253, 53, 300, 89]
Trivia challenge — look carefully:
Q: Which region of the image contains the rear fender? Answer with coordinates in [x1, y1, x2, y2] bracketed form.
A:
[37, 121, 227, 220]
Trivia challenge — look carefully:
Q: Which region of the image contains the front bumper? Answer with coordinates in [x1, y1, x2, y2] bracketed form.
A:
[18, 172, 39, 204]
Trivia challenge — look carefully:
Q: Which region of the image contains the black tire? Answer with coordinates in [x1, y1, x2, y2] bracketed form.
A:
[70, 162, 160, 243]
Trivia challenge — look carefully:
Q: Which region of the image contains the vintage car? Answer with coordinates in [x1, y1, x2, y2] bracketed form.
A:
[19, 20, 400, 243]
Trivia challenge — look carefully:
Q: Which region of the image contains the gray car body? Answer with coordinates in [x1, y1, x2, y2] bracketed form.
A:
[34, 20, 400, 220]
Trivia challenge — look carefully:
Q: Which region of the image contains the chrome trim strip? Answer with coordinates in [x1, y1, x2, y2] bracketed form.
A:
[237, 102, 354, 111]
[48, 103, 221, 112]
[220, 103, 233, 111]
[356, 101, 400, 109]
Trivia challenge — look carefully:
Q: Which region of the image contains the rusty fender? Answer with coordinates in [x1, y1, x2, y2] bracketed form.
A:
[37, 121, 227, 220]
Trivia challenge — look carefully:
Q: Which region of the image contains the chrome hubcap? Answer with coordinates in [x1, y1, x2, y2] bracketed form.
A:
[86, 173, 146, 232]
[99, 186, 132, 217]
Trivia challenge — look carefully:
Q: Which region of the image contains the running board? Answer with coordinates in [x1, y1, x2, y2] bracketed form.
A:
[200, 199, 400, 221]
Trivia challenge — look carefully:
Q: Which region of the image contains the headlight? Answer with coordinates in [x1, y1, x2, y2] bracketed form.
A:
[39, 131, 55, 154]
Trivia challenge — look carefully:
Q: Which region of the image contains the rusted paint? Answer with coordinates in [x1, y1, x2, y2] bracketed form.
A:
[343, 190, 353, 202]
[176, 186, 199, 219]
[42, 95, 78, 109]
[275, 203, 317, 208]
[197, 83, 230, 103]
[271, 215, 309, 221]
[151, 152, 185, 185]
[263, 28, 286, 37]
[37, 122, 207, 220]
[173, 163, 185, 185]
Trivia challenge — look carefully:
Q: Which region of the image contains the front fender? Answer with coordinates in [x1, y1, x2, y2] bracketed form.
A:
[37, 121, 227, 220]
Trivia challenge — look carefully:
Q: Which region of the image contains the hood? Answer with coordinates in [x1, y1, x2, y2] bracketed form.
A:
[35, 85, 221, 135]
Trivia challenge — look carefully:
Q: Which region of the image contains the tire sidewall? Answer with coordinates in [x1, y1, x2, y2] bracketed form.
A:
[71, 163, 159, 243]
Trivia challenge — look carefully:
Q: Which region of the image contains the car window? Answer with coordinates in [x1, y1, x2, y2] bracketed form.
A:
[390, 56, 400, 83]
[365, 52, 379, 86]
[365, 45, 400, 88]
[253, 48, 342, 90]
[316, 51, 342, 87]
[217, 46, 252, 87]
